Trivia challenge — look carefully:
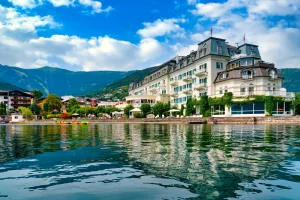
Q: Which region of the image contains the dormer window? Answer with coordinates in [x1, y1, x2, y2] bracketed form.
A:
[242, 70, 253, 79]
[250, 51, 256, 56]
[221, 73, 227, 79]
[217, 45, 222, 54]
[269, 69, 277, 79]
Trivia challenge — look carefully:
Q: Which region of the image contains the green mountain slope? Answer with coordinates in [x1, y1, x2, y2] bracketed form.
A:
[88, 66, 158, 99]
[0, 65, 133, 96]
[279, 68, 300, 92]
[0, 80, 26, 91]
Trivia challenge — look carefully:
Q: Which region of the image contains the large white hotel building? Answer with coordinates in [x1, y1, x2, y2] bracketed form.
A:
[126, 37, 295, 117]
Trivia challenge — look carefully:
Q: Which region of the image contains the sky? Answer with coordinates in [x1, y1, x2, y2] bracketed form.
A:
[0, 0, 299, 71]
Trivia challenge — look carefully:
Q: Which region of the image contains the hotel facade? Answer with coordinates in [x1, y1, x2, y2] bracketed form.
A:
[126, 37, 295, 117]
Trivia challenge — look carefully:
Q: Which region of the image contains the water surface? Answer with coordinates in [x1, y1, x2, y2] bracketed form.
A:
[0, 124, 299, 199]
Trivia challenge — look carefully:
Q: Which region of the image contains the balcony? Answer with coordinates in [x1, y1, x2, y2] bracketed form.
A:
[183, 88, 193, 94]
[170, 91, 179, 97]
[182, 75, 193, 82]
[195, 69, 208, 77]
[242, 75, 253, 80]
[194, 83, 207, 91]
[170, 80, 179, 86]
[11, 98, 31, 101]
[150, 88, 158, 94]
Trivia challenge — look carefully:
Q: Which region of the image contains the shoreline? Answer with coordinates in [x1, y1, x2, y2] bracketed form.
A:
[6, 116, 300, 125]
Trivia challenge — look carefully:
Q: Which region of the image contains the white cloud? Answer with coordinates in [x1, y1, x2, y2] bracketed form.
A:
[137, 18, 186, 38]
[8, 0, 42, 9]
[78, 0, 113, 13]
[187, 0, 198, 5]
[0, 5, 170, 71]
[189, 0, 300, 68]
[7, 0, 113, 14]
[47, 0, 75, 7]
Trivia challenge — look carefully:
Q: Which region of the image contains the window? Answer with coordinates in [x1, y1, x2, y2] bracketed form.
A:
[219, 87, 223, 95]
[216, 62, 223, 69]
[222, 73, 227, 79]
[240, 84, 246, 95]
[217, 45, 222, 54]
[249, 83, 254, 95]
[225, 86, 228, 93]
[269, 70, 277, 79]
[273, 83, 276, 93]
[242, 70, 253, 79]
[268, 83, 271, 91]
[250, 51, 256, 56]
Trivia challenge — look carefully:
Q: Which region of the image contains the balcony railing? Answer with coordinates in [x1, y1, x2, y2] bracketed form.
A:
[170, 91, 179, 97]
[194, 83, 207, 90]
[269, 75, 278, 80]
[195, 69, 208, 77]
[242, 75, 253, 80]
[170, 80, 179, 86]
[183, 88, 193, 94]
[182, 75, 193, 82]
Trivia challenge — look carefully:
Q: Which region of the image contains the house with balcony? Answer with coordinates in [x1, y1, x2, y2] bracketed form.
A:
[0, 90, 33, 110]
[126, 36, 295, 117]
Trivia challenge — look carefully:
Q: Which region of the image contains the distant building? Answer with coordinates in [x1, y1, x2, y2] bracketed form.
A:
[0, 90, 33, 110]
[127, 36, 295, 117]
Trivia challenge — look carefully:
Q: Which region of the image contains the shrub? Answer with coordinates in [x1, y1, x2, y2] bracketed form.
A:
[133, 112, 144, 118]
[61, 113, 70, 119]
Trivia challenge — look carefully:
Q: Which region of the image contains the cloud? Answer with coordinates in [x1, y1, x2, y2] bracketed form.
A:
[7, 0, 113, 14]
[137, 18, 186, 38]
[187, 0, 198, 5]
[47, 0, 75, 7]
[78, 0, 113, 13]
[189, 0, 300, 69]
[0, 5, 170, 71]
[8, 0, 42, 9]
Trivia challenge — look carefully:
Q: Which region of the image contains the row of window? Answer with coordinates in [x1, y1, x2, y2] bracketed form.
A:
[174, 83, 193, 92]
[149, 82, 161, 89]
[173, 96, 192, 103]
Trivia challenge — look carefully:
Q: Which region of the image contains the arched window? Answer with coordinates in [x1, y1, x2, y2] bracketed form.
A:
[221, 73, 227, 79]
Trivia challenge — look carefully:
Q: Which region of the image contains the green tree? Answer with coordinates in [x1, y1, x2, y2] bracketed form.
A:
[140, 103, 151, 117]
[29, 103, 41, 115]
[294, 93, 300, 115]
[180, 104, 184, 116]
[0, 102, 6, 115]
[124, 104, 134, 116]
[152, 102, 170, 117]
[199, 95, 210, 117]
[67, 98, 80, 112]
[186, 98, 196, 116]
[43, 102, 49, 112]
[45, 94, 62, 112]
[31, 90, 43, 103]
[19, 107, 33, 120]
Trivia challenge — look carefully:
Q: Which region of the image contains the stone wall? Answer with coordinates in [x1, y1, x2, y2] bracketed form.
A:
[89, 117, 206, 124]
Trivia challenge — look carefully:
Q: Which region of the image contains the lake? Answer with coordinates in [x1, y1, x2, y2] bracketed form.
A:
[0, 124, 299, 200]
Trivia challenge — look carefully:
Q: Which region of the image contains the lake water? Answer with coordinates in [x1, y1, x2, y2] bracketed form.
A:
[0, 124, 299, 200]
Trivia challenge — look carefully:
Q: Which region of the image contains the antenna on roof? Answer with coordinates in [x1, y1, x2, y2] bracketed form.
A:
[243, 33, 246, 44]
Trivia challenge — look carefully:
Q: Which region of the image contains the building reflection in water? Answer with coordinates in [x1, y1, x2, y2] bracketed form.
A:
[0, 124, 298, 199]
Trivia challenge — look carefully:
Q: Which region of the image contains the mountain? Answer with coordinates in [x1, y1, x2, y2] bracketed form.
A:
[87, 66, 158, 100]
[0, 80, 27, 91]
[279, 68, 300, 92]
[0, 65, 133, 96]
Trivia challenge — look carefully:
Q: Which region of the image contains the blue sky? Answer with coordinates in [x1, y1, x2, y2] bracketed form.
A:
[0, 0, 299, 71]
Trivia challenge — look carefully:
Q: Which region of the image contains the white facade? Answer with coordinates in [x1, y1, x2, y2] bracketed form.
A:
[127, 37, 295, 117]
